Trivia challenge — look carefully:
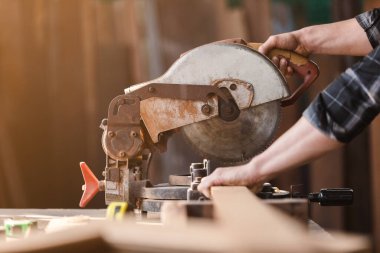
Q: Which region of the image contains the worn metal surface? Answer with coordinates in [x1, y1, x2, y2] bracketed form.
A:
[140, 97, 218, 143]
[130, 42, 289, 145]
[101, 151, 152, 208]
[140, 186, 188, 200]
[91, 41, 304, 208]
[139, 81, 253, 143]
[141, 199, 165, 213]
[187, 187, 207, 201]
[127, 43, 289, 106]
[96, 42, 288, 207]
[104, 159, 129, 205]
[214, 79, 254, 111]
[101, 94, 143, 161]
[132, 83, 228, 102]
[126, 43, 288, 163]
[103, 83, 228, 159]
[187, 160, 209, 200]
[182, 101, 280, 163]
[168, 175, 191, 186]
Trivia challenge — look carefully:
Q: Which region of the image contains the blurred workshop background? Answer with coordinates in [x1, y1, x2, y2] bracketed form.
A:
[0, 0, 379, 246]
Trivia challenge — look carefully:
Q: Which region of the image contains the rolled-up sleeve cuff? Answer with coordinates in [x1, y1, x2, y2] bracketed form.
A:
[303, 46, 380, 143]
[355, 8, 380, 48]
[303, 97, 343, 142]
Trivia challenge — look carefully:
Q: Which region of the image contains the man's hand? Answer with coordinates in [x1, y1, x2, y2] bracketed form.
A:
[260, 19, 372, 58]
[198, 161, 262, 198]
[197, 118, 343, 199]
[257, 18, 371, 77]
[258, 31, 310, 77]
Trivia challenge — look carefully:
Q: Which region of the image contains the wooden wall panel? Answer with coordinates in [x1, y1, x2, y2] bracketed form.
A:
[244, 0, 271, 42]
[0, 0, 141, 208]
[0, 0, 29, 207]
[366, 0, 380, 252]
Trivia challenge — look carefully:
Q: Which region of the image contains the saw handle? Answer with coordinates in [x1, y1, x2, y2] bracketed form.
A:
[248, 42, 319, 106]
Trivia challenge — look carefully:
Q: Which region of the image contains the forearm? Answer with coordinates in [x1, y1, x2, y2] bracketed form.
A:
[198, 117, 344, 198]
[250, 117, 343, 182]
[296, 18, 372, 56]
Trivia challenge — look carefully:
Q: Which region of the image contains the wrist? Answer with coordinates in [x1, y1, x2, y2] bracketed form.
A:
[294, 27, 313, 55]
[247, 158, 266, 185]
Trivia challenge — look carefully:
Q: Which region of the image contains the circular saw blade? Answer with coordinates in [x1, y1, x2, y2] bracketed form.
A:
[181, 101, 280, 164]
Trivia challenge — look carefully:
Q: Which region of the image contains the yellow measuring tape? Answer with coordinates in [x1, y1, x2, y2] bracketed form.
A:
[106, 202, 128, 220]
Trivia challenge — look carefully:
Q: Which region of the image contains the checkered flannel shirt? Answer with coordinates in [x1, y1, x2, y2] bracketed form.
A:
[303, 8, 380, 143]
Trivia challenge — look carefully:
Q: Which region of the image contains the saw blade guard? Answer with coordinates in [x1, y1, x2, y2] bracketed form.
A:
[120, 43, 297, 163]
[127, 43, 290, 147]
[127, 42, 290, 107]
[119, 41, 317, 163]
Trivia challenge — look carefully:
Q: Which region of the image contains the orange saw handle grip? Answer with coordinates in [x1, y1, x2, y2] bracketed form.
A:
[248, 42, 319, 107]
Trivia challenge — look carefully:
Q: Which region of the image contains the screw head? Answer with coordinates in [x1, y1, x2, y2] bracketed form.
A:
[130, 131, 138, 137]
[148, 86, 155, 93]
[229, 83, 237, 90]
[119, 151, 126, 157]
[201, 104, 211, 115]
[108, 131, 115, 137]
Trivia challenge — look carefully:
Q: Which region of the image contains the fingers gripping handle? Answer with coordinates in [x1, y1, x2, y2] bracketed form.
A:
[248, 42, 319, 106]
[79, 162, 100, 208]
[280, 58, 319, 106]
[216, 39, 319, 106]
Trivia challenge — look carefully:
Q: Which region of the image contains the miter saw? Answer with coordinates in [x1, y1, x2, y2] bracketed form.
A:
[78, 38, 320, 212]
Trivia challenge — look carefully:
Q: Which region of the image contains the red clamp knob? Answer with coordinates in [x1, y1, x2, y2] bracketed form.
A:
[79, 162, 100, 208]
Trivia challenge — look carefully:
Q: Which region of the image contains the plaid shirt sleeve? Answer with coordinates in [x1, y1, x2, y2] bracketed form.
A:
[303, 8, 380, 142]
[356, 8, 380, 48]
[303, 8, 380, 143]
[303, 47, 380, 142]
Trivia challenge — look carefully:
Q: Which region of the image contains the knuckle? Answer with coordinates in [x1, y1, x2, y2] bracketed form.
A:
[214, 168, 222, 176]
[268, 35, 277, 43]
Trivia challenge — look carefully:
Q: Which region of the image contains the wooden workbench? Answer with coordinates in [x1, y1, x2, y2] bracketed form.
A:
[0, 187, 371, 253]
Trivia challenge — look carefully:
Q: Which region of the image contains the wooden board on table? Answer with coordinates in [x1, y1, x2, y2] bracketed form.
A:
[211, 186, 370, 253]
[0, 188, 371, 253]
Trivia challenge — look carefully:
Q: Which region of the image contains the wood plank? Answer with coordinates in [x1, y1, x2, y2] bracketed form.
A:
[211, 186, 370, 253]
[0, 208, 106, 218]
[0, 210, 370, 253]
[212, 186, 309, 252]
